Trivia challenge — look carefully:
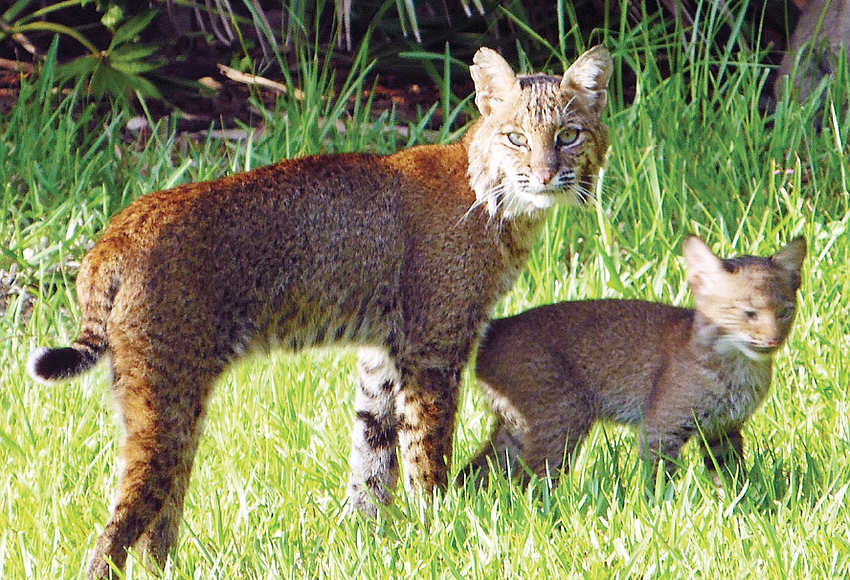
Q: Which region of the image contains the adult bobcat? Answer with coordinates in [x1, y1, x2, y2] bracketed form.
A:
[464, 236, 806, 485]
[28, 46, 612, 577]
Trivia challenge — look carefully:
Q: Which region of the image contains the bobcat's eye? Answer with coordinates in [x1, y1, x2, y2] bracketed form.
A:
[556, 127, 581, 148]
[776, 305, 795, 321]
[506, 131, 528, 148]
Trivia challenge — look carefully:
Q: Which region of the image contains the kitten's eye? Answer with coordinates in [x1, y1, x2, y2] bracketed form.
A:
[506, 132, 528, 148]
[556, 127, 581, 148]
[744, 309, 758, 321]
[776, 305, 795, 320]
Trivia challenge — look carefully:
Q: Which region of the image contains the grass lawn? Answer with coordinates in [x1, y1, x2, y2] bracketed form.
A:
[3, 18, 850, 580]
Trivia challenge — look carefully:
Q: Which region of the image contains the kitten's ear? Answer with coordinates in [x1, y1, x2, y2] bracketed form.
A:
[772, 237, 807, 291]
[683, 236, 724, 295]
[470, 47, 519, 116]
[771, 237, 807, 274]
[561, 45, 613, 113]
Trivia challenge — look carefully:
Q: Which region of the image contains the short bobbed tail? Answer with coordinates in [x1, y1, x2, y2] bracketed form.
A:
[28, 248, 117, 385]
[27, 343, 105, 384]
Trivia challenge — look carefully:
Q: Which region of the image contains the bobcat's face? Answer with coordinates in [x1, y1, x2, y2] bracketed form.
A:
[686, 237, 807, 361]
[707, 268, 800, 360]
[488, 77, 597, 214]
[467, 47, 612, 218]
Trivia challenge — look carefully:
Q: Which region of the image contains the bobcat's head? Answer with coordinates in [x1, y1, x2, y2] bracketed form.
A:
[686, 236, 807, 361]
[467, 46, 612, 218]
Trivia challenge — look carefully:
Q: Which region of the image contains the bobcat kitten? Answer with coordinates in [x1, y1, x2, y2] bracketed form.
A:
[465, 236, 806, 484]
[27, 46, 612, 577]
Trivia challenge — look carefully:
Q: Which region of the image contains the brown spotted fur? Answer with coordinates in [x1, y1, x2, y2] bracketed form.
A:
[28, 46, 613, 577]
[464, 237, 806, 485]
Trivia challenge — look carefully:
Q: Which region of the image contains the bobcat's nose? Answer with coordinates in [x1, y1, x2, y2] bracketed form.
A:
[532, 167, 554, 185]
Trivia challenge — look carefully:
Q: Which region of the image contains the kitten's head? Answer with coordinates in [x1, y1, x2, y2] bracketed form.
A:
[685, 236, 807, 361]
[467, 46, 612, 218]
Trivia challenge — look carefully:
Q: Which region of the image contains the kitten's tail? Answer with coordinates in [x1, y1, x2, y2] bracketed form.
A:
[27, 258, 118, 384]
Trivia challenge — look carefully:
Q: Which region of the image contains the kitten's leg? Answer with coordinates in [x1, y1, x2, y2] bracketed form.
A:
[641, 420, 694, 482]
[702, 428, 745, 479]
[88, 366, 214, 579]
[522, 420, 591, 484]
[396, 364, 461, 495]
[460, 419, 524, 485]
[346, 346, 401, 515]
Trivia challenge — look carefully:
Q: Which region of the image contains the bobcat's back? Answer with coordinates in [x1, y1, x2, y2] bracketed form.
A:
[476, 299, 695, 426]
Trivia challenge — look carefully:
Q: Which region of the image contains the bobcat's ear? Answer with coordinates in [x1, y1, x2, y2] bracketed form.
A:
[561, 45, 613, 113]
[772, 236, 806, 292]
[470, 47, 519, 117]
[771, 237, 807, 275]
[683, 236, 724, 296]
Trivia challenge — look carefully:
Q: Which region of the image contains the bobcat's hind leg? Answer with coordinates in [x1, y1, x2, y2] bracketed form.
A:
[346, 346, 401, 515]
[459, 419, 524, 485]
[88, 362, 215, 579]
[132, 419, 205, 572]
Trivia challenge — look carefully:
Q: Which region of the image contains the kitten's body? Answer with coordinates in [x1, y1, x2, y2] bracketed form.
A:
[465, 237, 806, 483]
[27, 47, 612, 577]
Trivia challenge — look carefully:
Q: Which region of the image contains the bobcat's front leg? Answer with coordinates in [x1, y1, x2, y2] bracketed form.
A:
[346, 347, 401, 515]
[702, 428, 746, 483]
[347, 351, 461, 513]
[396, 365, 461, 494]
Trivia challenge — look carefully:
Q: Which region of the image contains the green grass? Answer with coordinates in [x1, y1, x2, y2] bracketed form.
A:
[4, 13, 850, 580]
